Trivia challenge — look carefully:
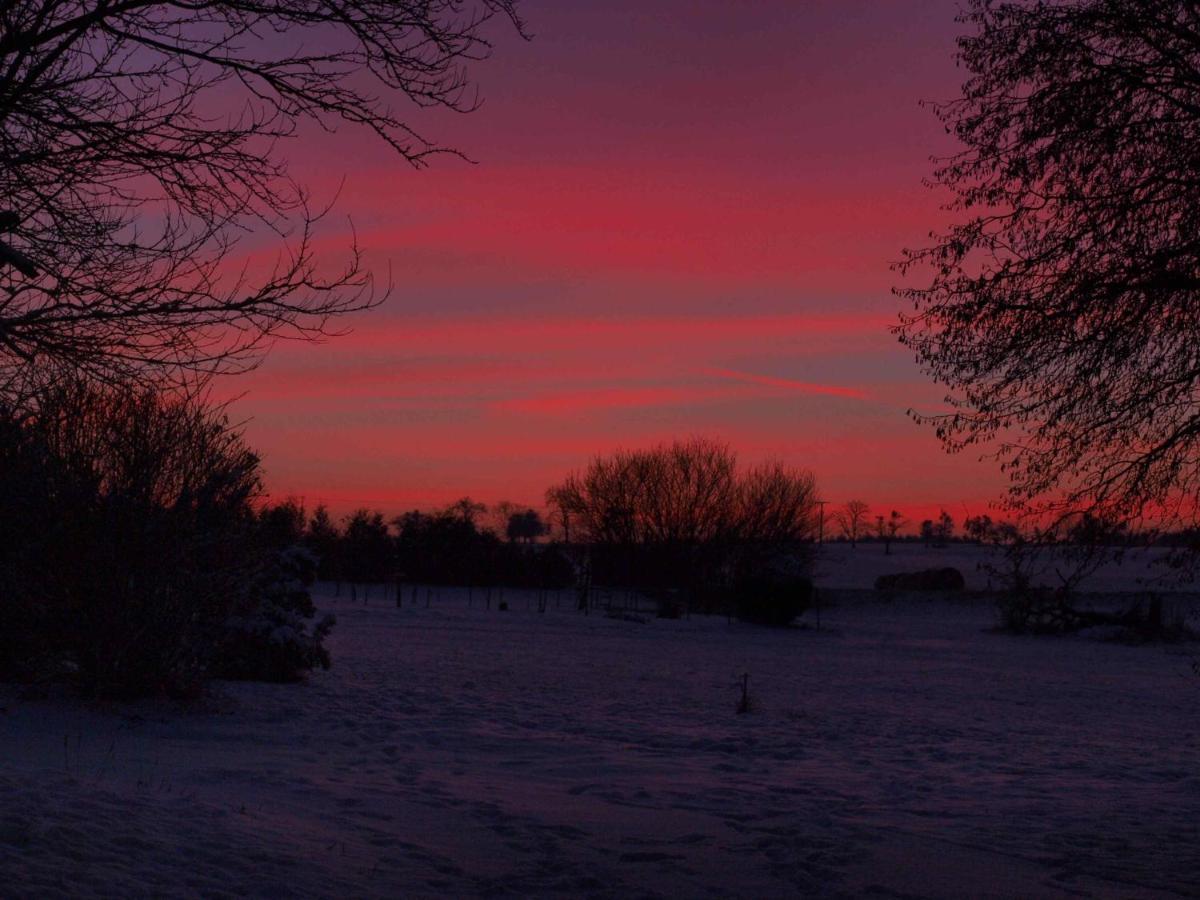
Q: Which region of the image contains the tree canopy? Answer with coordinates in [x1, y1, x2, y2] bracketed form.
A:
[896, 0, 1200, 528]
[546, 437, 818, 587]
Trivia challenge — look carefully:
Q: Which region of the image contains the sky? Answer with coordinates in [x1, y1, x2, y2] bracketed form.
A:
[229, 0, 1005, 525]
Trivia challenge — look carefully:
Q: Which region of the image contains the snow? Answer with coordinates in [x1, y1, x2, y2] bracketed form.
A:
[814, 541, 1190, 593]
[2, 584, 1198, 898]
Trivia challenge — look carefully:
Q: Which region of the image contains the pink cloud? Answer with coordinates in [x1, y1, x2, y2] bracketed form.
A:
[702, 367, 868, 399]
[492, 385, 740, 416]
[331, 310, 893, 356]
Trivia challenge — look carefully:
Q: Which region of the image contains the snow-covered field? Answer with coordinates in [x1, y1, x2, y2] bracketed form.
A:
[815, 541, 1189, 593]
[2, 584, 1198, 898]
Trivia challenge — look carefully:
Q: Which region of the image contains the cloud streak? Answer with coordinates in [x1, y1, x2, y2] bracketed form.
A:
[702, 367, 868, 399]
[225, 0, 1009, 517]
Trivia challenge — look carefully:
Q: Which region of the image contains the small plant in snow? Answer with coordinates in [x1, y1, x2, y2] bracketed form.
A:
[735, 672, 756, 715]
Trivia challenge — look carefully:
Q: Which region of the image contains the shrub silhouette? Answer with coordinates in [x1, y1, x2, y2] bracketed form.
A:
[547, 438, 818, 619]
[0, 379, 331, 697]
[733, 574, 814, 626]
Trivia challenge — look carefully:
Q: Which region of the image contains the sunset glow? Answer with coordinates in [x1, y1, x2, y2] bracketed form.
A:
[234, 0, 1000, 520]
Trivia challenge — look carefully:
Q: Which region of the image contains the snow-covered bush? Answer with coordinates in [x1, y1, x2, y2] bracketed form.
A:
[0, 379, 262, 696]
[214, 546, 336, 682]
[0, 378, 335, 697]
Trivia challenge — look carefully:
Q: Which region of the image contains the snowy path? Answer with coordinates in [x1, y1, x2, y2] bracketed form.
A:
[2, 589, 1197, 898]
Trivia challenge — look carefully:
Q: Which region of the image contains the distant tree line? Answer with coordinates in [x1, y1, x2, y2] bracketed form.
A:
[825, 505, 1142, 549]
[258, 438, 822, 625]
[258, 497, 573, 593]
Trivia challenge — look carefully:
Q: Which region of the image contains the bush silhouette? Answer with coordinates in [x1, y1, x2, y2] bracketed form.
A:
[0, 379, 332, 697]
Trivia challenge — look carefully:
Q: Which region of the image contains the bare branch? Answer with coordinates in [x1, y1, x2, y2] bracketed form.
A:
[896, 0, 1200, 531]
[0, 0, 523, 384]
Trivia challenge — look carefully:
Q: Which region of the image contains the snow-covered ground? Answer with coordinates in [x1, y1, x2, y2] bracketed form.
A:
[814, 541, 1189, 593]
[2, 587, 1198, 898]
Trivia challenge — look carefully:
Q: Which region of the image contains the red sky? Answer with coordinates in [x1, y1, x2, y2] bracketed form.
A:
[229, 0, 1007, 526]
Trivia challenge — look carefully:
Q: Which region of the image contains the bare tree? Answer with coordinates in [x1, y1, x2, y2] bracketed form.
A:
[445, 497, 488, 528]
[737, 461, 819, 550]
[896, 1, 1200, 530]
[547, 437, 818, 588]
[934, 509, 954, 546]
[549, 437, 739, 548]
[0, 1, 522, 386]
[964, 514, 995, 545]
[983, 519, 1129, 635]
[834, 499, 870, 548]
[876, 509, 907, 555]
[544, 484, 573, 544]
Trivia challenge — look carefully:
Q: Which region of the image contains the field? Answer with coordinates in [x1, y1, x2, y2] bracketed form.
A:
[1, 546, 1198, 898]
[814, 541, 1183, 592]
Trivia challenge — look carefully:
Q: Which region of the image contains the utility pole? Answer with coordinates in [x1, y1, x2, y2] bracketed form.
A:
[816, 499, 828, 545]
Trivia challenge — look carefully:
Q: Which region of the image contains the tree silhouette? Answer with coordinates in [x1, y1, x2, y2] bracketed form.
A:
[259, 498, 307, 549]
[550, 438, 740, 552]
[306, 505, 342, 581]
[897, 1, 1200, 529]
[545, 485, 574, 544]
[934, 510, 954, 547]
[395, 507, 487, 586]
[877, 509, 907, 555]
[446, 497, 489, 528]
[342, 509, 392, 586]
[737, 461, 820, 552]
[0, 1, 522, 387]
[0, 377, 264, 695]
[834, 500, 870, 548]
[919, 519, 935, 545]
[964, 514, 994, 545]
[547, 437, 817, 591]
[506, 509, 548, 544]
